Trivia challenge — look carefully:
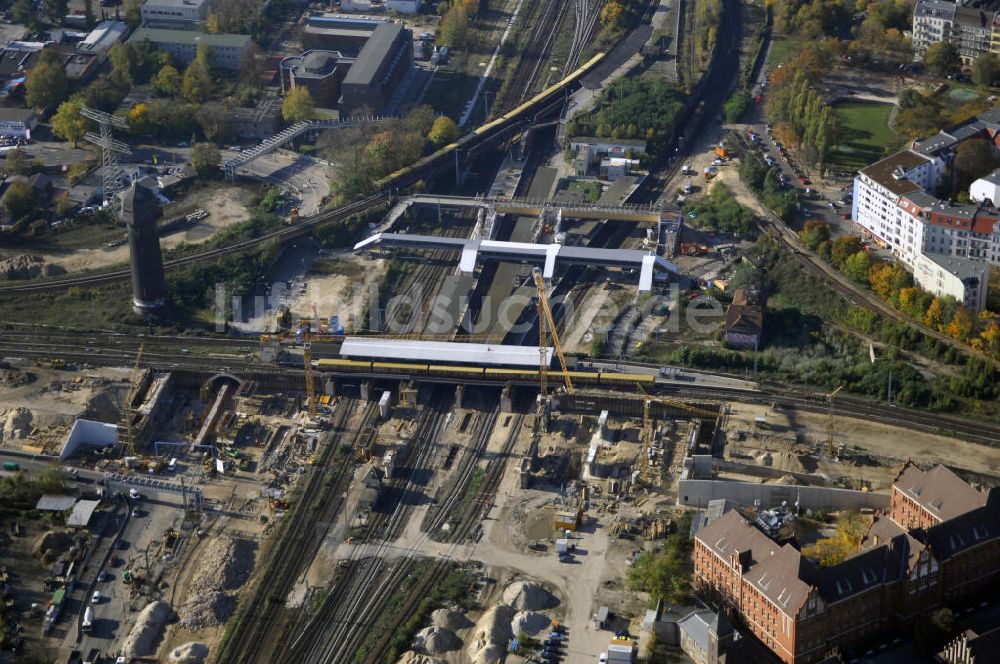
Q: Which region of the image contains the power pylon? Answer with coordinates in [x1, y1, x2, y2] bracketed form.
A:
[81, 106, 130, 204]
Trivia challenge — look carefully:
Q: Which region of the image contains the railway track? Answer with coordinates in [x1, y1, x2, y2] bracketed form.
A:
[217, 399, 378, 664]
[283, 387, 452, 663]
[360, 411, 526, 664]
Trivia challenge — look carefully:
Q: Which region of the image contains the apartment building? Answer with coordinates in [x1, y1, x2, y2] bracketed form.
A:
[913, 0, 957, 59]
[851, 109, 1000, 308]
[952, 7, 993, 63]
[693, 462, 1000, 664]
[913, 0, 1000, 63]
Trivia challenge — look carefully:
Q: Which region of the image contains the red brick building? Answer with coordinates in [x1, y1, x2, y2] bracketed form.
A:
[693, 463, 1000, 663]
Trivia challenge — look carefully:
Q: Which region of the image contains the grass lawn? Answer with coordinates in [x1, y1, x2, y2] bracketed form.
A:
[828, 100, 897, 172]
[565, 179, 604, 203]
[768, 34, 801, 67]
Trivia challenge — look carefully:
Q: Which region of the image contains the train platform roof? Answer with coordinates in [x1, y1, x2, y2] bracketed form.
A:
[354, 234, 678, 291]
[340, 336, 553, 367]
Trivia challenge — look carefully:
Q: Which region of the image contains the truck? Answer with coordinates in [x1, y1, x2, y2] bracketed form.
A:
[83, 648, 100, 664]
[82, 606, 93, 633]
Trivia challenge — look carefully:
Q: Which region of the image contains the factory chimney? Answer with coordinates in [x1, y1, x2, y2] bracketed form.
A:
[121, 184, 167, 316]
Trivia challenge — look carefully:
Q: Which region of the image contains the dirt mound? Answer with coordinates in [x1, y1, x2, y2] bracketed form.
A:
[122, 601, 173, 659]
[3, 407, 33, 439]
[770, 474, 798, 485]
[33, 530, 73, 560]
[501, 581, 558, 611]
[84, 389, 124, 422]
[0, 255, 55, 281]
[168, 642, 210, 663]
[431, 608, 472, 630]
[415, 626, 461, 654]
[178, 537, 256, 629]
[511, 610, 551, 636]
[396, 653, 446, 664]
[467, 604, 514, 664]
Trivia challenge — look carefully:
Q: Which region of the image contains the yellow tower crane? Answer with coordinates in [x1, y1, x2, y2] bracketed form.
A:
[117, 343, 145, 455]
[827, 384, 845, 455]
[532, 269, 573, 395]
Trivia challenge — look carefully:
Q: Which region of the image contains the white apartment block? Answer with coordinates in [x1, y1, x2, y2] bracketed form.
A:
[913, 0, 957, 59]
[851, 109, 1000, 309]
[914, 253, 988, 310]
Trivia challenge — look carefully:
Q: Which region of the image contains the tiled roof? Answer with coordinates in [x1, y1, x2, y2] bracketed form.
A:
[924, 489, 1000, 560]
[894, 462, 988, 523]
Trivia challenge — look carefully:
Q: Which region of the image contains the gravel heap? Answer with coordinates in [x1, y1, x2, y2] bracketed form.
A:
[121, 601, 173, 659]
[178, 537, 256, 629]
[431, 608, 472, 630]
[511, 610, 551, 636]
[414, 626, 461, 654]
[0, 255, 59, 281]
[395, 653, 446, 664]
[168, 642, 210, 663]
[467, 604, 514, 664]
[501, 581, 558, 611]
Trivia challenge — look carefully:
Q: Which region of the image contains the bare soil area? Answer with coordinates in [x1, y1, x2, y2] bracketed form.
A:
[0, 186, 254, 275]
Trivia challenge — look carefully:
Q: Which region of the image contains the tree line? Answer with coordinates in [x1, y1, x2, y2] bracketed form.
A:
[799, 220, 1000, 355]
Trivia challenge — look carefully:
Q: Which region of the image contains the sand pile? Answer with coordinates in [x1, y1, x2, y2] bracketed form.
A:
[121, 601, 173, 659]
[502, 581, 558, 611]
[168, 642, 210, 663]
[3, 407, 32, 439]
[467, 604, 514, 664]
[178, 537, 256, 629]
[33, 530, 73, 560]
[431, 608, 472, 630]
[414, 626, 461, 654]
[396, 653, 446, 664]
[511, 610, 551, 636]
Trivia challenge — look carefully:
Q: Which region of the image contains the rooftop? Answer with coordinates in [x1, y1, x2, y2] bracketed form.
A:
[36, 495, 77, 511]
[914, 0, 957, 18]
[921, 252, 990, 279]
[0, 106, 37, 122]
[343, 23, 406, 88]
[894, 462, 988, 522]
[860, 149, 929, 197]
[67, 499, 100, 527]
[143, 0, 209, 8]
[339, 336, 554, 367]
[128, 27, 251, 49]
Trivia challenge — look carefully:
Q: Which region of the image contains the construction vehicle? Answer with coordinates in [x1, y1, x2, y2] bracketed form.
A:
[531, 269, 573, 396]
[680, 243, 709, 256]
[163, 529, 179, 551]
[270, 498, 289, 510]
[715, 145, 729, 159]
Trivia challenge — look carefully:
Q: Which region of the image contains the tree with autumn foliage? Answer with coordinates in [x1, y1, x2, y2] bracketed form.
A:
[867, 261, 911, 304]
[946, 306, 974, 341]
[802, 512, 868, 568]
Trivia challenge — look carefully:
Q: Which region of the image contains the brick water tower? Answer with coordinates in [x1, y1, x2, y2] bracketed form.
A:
[121, 184, 167, 316]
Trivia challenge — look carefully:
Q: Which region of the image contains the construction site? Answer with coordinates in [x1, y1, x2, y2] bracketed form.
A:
[3, 301, 1000, 664]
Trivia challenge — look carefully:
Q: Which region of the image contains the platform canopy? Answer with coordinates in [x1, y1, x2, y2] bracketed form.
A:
[340, 336, 553, 367]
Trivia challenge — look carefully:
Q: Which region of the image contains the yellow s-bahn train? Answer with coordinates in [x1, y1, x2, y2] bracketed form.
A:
[375, 53, 606, 191]
[315, 357, 654, 388]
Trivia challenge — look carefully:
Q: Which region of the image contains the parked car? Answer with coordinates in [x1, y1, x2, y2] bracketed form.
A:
[91, 591, 101, 604]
